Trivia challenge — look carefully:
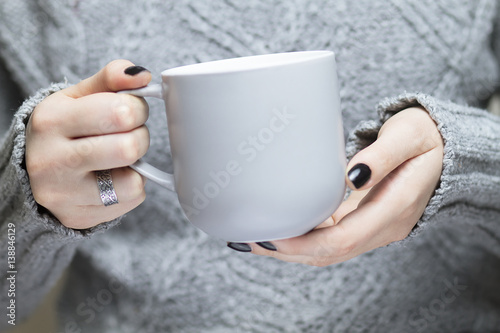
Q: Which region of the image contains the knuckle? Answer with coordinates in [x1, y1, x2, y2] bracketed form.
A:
[31, 190, 48, 207]
[29, 105, 56, 134]
[408, 109, 442, 151]
[26, 153, 60, 181]
[25, 154, 45, 178]
[110, 95, 148, 131]
[32, 188, 58, 210]
[424, 129, 443, 151]
[112, 99, 136, 130]
[117, 135, 141, 163]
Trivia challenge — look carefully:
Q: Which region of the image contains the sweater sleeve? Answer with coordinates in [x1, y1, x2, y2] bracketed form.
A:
[345, 92, 500, 248]
[0, 81, 122, 328]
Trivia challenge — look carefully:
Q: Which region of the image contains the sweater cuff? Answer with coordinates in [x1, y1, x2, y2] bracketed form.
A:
[346, 92, 500, 239]
[9, 82, 123, 239]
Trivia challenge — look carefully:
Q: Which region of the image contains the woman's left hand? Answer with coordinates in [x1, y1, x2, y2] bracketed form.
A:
[248, 107, 444, 266]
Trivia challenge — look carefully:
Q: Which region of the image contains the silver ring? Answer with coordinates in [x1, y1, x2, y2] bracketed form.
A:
[96, 170, 119, 207]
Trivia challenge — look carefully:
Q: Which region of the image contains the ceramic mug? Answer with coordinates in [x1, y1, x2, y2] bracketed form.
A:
[122, 51, 346, 242]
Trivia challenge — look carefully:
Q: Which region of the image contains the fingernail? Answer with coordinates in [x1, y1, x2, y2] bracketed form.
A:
[124, 65, 149, 76]
[227, 242, 252, 252]
[256, 242, 277, 251]
[347, 163, 371, 189]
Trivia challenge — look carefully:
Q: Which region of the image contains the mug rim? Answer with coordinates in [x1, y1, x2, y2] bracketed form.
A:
[161, 50, 334, 77]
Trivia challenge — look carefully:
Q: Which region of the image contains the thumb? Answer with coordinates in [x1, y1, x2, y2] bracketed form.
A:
[63, 59, 152, 98]
[345, 107, 441, 190]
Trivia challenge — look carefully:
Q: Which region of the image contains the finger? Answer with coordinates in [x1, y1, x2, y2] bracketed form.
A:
[56, 179, 147, 230]
[258, 146, 443, 265]
[63, 59, 152, 98]
[66, 125, 150, 172]
[346, 107, 442, 190]
[84, 167, 147, 206]
[254, 189, 370, 258]
[331, 189, 370, 223]
[252, 190, 372, 262]
[54, 92, 149, 138]
[314, 189, 369, 229]
[251, 196, 392, 265]
[250, 244, 316, 265]
[35, 167, 146, 207]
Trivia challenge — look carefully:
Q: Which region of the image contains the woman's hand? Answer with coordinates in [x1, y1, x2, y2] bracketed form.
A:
[249, 107, 444, 266]
[26, 60, 151, 229]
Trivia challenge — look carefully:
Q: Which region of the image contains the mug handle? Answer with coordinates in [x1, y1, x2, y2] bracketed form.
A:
[118, 84, 175, 191]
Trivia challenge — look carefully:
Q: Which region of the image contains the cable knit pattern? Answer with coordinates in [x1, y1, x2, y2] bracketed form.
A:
[1, 1, 500, 332]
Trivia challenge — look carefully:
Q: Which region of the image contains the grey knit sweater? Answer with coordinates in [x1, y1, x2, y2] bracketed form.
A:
[1, 1, 500, 332]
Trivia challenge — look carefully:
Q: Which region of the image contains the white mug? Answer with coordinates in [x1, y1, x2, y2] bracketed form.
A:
[122, 51, 346, 242]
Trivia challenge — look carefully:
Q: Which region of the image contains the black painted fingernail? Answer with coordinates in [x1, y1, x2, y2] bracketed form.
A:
[124, 65, 149, 76]
[347, 163, 371, 189]
[256, 242, 277, 251]
[227, 242, 252, 252]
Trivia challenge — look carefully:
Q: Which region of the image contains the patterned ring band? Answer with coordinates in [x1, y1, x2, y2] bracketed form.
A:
[96, 170, 119, 207]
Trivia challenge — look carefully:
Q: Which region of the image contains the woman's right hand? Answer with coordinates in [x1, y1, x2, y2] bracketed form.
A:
[26, 60, 152, 229]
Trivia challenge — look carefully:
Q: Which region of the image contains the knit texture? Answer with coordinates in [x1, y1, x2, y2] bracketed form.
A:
[1, 1, 500, 332]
